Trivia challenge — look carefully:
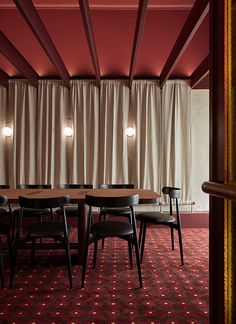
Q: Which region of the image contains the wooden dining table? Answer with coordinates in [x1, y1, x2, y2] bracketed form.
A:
[0, 188, 160, 264]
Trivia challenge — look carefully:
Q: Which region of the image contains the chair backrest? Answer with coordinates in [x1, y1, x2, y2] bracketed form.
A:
[17, 184, 52, 189]
[57, 184, 93, 189]
[0, 185, 10, 189]
[0, 195, 8, 206]
[98, 184, 135, 189]
[162, 186, 181, 216]
[85, 194, 139, 208]
[19, 195, 71, 209]
[162, 186, 181, 199]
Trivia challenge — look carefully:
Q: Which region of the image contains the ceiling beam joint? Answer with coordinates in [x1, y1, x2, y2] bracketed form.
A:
[78, 0, 101, 87]
[160, 0, 209, 88]
[0, 31, 38, 87]
[0, 68, 9, 88]
[191, 54, 209, 88]
[128, 0, 148, 88]
[14, 0, 71, 88]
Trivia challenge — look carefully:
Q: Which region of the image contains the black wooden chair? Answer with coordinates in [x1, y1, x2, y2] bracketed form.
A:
[13, 184, 52, 222]
[0, 185, 13, 240]
[136, 186, 184, 265]
[0, 195, 13, 288]
[98, 184, 135, 218]
[56, 184, 93, 246]
[98, 184, 135, 248]
[0, 185, 12, 217]
[9, 195, 72, 288]
[81, 193, 142, 288]
[56, 184, 93, 218]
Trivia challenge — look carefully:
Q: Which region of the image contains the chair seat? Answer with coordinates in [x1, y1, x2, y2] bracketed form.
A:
[100, 207, 131, 216]
[23, 221, 72, 238]
[0, 222, 11, 235]
[91, 221, 133, 237]
[56, 206, 78, 216]
[136, 212, 176, 224]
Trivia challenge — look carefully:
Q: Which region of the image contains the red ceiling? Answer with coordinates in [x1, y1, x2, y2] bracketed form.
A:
[0, 0, 209, 88]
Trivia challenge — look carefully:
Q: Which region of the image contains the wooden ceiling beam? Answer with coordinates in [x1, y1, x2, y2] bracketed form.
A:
[160, 0, 209, 88]
[191, 54, 209, 88]
[13, 0, 70, 88]
[0, 68, 9, 88]
[0, 31, 38, 86]
[78, 0, 101, 87]
[129, 0, 148, 88]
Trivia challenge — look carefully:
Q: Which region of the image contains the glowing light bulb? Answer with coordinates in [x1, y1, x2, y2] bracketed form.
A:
[64, 127, 73, 137]
[2, 126, 13, 137]
[125, 127, 135, 137]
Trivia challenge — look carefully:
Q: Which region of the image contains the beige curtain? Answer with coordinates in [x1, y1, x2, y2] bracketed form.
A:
[0, 85, 8, 184]
[161, 80, 192, 202]
[37, 80, 68, 187]
[130, 80, 162, 192]
[8, 80, 37, 187]
[70, 80, 100, 186]
[99, 80, 130, 184]
[1, 79, 192, 202]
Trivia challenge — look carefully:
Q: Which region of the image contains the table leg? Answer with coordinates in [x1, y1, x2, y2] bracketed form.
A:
[77, 204, 89, 265]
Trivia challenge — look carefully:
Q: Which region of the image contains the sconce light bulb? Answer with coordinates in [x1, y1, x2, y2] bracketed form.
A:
[64, 126, 73, 137]
[125, 127, 135, 137]
[2, 126, 13, 137]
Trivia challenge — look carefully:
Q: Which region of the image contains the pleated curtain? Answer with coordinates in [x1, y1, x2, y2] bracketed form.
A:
[161, 80, 192, 202]
[0, 79, 192, 203]
[99, 80, 130, 184]
[130, 80, 162, 194]
[37, 80, 68, 187]
[70, 80, 99, 186]
[8, 80, 37, 187]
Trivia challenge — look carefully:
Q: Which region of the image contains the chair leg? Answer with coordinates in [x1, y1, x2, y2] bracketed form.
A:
[0, 248, 4, 289]
[133, 238, 142, 288]
[11, 214, 17, 243]
[81, 243, 89, 288]
[128, 241, 133, 269]
[64, 237, 72, 288]
[31, 238, 36, 268]
[6, 233, 14, 281]
[93, 240, 98, 269]
[140, 223, 147, 263]
[9, 212, 22, 289]
[177, 227, 184, 266]
[50, 208, 53, 221]
[138, 221, 143, 246]
[9, 245, 18, 289]
[101, 215, 107, 250]
[171, 227, 174, 250]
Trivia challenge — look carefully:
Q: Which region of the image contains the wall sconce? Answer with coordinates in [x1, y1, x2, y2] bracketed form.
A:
[2, 126, 13, 137]
[64, 126, 73, 137]
[125, 127, 135, 137]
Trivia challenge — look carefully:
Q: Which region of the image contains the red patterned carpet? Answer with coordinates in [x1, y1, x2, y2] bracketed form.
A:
[0, 228, 209, 323]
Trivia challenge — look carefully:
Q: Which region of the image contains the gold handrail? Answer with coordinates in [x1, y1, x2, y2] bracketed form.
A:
[202, 181, 236, 201]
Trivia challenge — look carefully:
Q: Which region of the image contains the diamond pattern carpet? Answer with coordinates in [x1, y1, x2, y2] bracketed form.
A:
[0, 228, 209, 323]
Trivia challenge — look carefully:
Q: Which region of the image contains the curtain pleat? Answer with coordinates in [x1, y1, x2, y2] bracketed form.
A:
[37, 80, 68, 187]
[161, 80, 192, 202]
[130, 80, 162, 192]
[99, 80, 129, 184]
[8, 80, 37, 187]
[70, 80, 99, 186]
